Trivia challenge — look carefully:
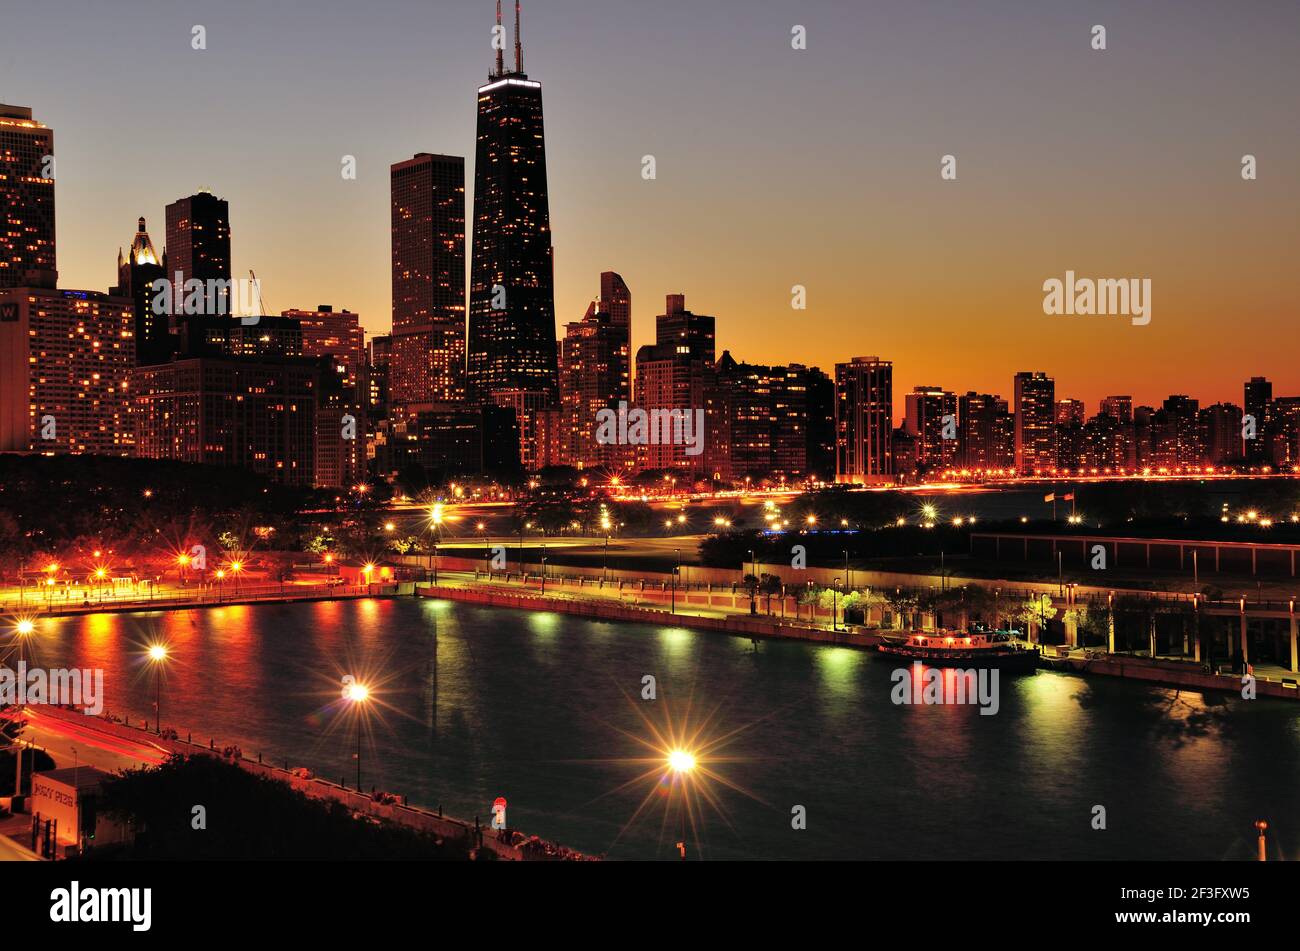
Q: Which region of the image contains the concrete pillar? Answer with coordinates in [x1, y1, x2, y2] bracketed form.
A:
[1290, 616, 1298, 673]
[1107, 613, 1115, 653]
[1193, 615, 1201, 663]
[1148, 617, 1157, 658]
[1065, 614, 1077, 648]
[1240, 614, 1250, 665]
[1227, 622, 1235, 658]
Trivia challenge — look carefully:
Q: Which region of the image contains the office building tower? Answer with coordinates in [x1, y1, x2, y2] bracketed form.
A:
[0, 104, 56, 288]
[390, 153, 466, 405]
[467, 1, 558, 403]
[0, 288, 135, 453]
[1013, 371, 1056, 472]
[834, 356, 893, 484]
[112, 218, 168, 364]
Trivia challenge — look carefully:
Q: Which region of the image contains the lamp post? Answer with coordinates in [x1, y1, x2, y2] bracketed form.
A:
[746, 549, 756, 616]
[843, 550, 850, 592]
[833, 577, 842, 632]
[345, 680, 370, 790]
[540, 549, 548, 595]
[147, 644, 168, 734]
[429, 504, 444, 584]
[672, 548, 680, 614]
[601, 516, 612, 587]
[668, 749, 696, 861]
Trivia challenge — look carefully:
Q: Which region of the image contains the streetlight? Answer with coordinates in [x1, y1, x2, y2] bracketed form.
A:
[13, 618, 35, 667]
[344, 680, 370, 790]
[833, 577, 842, 632]
[601, 515, 612, 586]
[747, 549, 757, 616]
[429, 504, 444, 582]
[540, 551, 548, 595]
[147, 644, 168, 734]
[668, 749, 697, 860]
[672, 548, 680, 614]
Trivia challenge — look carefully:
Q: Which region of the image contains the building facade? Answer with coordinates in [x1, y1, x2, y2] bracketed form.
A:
[0, 288, 135, 454]
[834, 356, 893, 484]
[390, 153, 466, 406]
[466, 8, 558, 405]
[0, 104, 56, 289]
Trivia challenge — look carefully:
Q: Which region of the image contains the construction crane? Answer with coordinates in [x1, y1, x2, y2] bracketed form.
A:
[248, 269, 269, 319]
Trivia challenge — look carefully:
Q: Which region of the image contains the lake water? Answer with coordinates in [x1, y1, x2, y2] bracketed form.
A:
[20, 597, 1300, 860]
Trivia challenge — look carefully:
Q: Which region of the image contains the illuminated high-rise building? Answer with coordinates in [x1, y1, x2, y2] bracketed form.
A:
[164, 191, 232, 317]
[1244, 376, 1272, 462]
[904, 385, 957, 469]
[467, 1, 558, 404]
[1013, 371, 1055, 472]
[554, 271, 631, 468]
[0, 288, 135, 454]
[834, 356, 893, 484]
[112, 217, 168, 364]
[390, 153, 466, 405]
[958, 392, 1013, 471]
[0, 104, 56, 288]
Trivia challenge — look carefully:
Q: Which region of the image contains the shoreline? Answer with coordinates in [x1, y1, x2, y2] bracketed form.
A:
[20, 705, 593, 862]
[415, 582, 1300, 701]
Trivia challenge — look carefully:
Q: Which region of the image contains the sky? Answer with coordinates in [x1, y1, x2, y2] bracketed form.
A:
[3, 0, 1298, 415]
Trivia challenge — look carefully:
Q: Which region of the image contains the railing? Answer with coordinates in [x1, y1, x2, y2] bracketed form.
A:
[0, 583, 388, 617]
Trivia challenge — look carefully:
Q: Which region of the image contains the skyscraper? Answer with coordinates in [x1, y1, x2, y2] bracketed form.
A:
[0, 288, 135, 454]
[112, 217, 168, 365]
[1014, 371, 1056, 472]
[958, 392, 1013, 471]
[0, 104, 56, 288]
[554, 271, 632, 467]
[1244, 376, 1272, 462]
[467, 1, 558, 404]
[834, 356, 893, 484]
[633, 294, 715, 474]
[904, 385, 957, 469]
[164, 191, 232, 316]
[390, 153, 466, 405]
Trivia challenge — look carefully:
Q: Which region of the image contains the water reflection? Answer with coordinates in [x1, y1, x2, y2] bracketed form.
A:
[19, 599, 1300, 860]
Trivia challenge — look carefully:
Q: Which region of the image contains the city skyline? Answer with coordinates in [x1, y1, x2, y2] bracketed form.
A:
[2, 0, 1296, 410]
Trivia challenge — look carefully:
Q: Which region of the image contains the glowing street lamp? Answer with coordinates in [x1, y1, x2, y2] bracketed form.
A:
[147, 644, 168, 734]
[668, 749, 697, 860]
[345, 680, 370, 790]
[12, 618, 35, 667]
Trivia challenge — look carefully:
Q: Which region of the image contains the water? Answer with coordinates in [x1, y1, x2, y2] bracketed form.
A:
[18, 598, 1300, 860]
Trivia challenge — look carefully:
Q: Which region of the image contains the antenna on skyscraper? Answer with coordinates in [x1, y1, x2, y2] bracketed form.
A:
[495, 0, 504, 77]
[514, 0, 522, 74]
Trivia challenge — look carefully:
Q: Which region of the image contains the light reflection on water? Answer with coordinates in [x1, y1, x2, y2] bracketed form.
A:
[14, 598, 1300, 860]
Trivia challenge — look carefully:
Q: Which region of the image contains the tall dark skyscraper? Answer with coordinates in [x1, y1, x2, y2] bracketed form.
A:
[112, 217, 168, 364]
[1244, 375, 1272, 462]
[1014, 370, 1056, 472]
[834, 356, 893, 483]
[467, 1, 559, 404]
[390, 152, 466, 406]
[165, 191, 232, 316]
[0, 104, 57, 288]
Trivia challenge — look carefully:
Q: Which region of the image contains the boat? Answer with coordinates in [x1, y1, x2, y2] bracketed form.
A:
[875, 626, 1040, 673]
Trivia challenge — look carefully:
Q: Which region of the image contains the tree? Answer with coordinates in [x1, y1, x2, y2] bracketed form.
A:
[1015, 595, 1057, 637]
